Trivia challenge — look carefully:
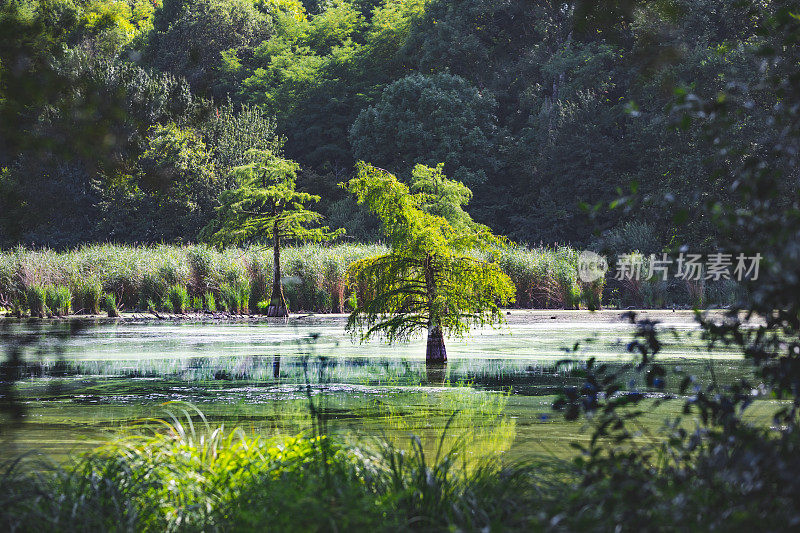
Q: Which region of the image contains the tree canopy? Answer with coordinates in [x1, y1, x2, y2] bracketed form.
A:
[344, 162, 514, 361]
[0, 0, 792, 254]
[206, 148, 341, 315]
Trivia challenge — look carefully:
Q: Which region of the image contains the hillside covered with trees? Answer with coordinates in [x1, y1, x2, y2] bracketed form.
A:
[0, 0, 786, 251]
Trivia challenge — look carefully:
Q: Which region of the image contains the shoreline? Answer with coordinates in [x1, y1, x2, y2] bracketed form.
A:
[0, 308, 720, 326]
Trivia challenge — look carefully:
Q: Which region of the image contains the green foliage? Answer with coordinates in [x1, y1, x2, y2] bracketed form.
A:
[350, 73, 499, 189]
[206, 149, 341, 247]
[167, 284, 190, 314]
[131, 124, 220, 242]
[9, 241, 747, 315]
[345, 163, 515, 344]
[25, 285, 47, 317]
[0, 408, 536, 532]
[409, 162, 477, 231]
[201, 101, 282, 171]
[74, 279, 103, 314]
[44, 285, 71, 316]
[592, 221, 663, 258]
[103, 292, 120, 317]
[146, 0, 272, 98]
[7, 240, 752, 316]
[0, 0, 780, 251]
[159, 296, 173, 313]
[204, 291, 217, 312]
[1, 50, 197, 247]
[77, 0, 155, 55]
[219, 280, 250, 314]
[139, 125, 216, 194]
[186, 246, 215, 295]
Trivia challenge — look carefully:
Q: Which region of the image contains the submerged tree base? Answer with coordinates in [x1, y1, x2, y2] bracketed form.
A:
[425, 361, 447, 384]
[426, 330, 447, 364]
[265, 305, 288, 317]
[265, 291, 288, 317]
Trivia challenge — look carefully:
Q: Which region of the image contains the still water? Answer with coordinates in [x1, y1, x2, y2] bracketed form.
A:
[0, 314, 773, 462]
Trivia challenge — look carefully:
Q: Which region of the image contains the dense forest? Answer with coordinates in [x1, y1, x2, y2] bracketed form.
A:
[0, 0, 789, 252]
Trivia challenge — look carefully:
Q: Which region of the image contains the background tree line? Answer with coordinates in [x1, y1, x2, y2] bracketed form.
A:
[0, 0, 784, 253]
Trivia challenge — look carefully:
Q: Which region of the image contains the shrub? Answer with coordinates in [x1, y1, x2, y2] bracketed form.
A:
[219, 280, 249, 314]
[187, 246, 215, 294]
[74, 280, 103, 314]
[26, 285, 47, 317]
[204, 291, 216, 312]
[139, 272, 167, 311]
[247, 255, 271, 311]
[640, 279, 668, 308]
[592, 221, 663, 257]
[219, 283, 236, 313]
[494, 245, 600, 309]
[581, 278, 604, 310]
[237, 281, 250, 315]
[167, 285, 190, 314]
[103, 293, 120, 318]
[48, 285, 72, 316]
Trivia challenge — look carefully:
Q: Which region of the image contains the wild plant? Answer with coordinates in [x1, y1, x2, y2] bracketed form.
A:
[26, 285, 47, 317]
[204, 291, 216, 312]
[74, 279, 103, 314]
[167, 285, 190, 314]
[103, 293, 120, 317]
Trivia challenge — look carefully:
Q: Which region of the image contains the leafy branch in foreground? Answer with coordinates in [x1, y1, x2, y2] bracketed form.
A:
[344, 162, 515, 363]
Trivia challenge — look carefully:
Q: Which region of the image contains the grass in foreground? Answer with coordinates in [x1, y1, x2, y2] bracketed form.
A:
[0, 408, 546, 532]
[3, 399, 799, 532]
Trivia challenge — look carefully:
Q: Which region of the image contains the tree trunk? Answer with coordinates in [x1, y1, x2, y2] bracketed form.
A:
[426, 323, 447, 364]
[423, 253, 446, 364]
[266, 224, 288, 317]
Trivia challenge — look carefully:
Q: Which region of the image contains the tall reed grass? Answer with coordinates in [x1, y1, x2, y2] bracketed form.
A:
[489, 245, 601, 309]
[1, 243, 740, 314]
[0, 243, 610, 315]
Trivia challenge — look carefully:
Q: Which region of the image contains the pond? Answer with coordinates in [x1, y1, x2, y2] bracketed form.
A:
[0, 311, 777, 463]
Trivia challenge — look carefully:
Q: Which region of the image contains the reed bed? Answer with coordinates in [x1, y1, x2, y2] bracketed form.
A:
[489, 245, 598, 309]
[0, 243, 608, 315]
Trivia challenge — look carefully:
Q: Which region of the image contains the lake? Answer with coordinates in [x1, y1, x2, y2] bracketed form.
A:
[0, 311, 777, 463]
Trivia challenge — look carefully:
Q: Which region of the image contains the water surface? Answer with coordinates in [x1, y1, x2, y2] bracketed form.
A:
[1, 316, 771, 462]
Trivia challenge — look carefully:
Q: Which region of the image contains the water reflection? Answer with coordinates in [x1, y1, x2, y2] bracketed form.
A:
[425, 361, 447, 385]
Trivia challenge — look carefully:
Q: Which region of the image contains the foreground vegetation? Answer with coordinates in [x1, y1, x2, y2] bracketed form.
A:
[2, 391, 798, 532]
[0, 411, 534, 532]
